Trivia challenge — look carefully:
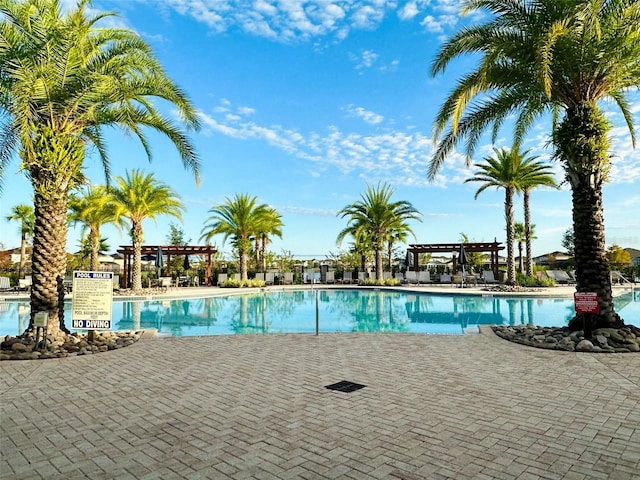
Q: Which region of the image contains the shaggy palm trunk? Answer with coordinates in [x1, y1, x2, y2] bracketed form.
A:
[261, 236, 268, 272]
[555, 103, 622, 331]
[19, 233, 27, 279]
[131, 223, 143, 292]
[375, 246, 383, 281]
[517, 241, 524, 273]
[239, 251, 248, 281]
[29, 191, 69, 336]
[504, 187, 516, 285]
[90, 228, 100, 271]
[523, 190, 533, 276]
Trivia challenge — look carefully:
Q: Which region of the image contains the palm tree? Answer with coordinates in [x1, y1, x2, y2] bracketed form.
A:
[429, 0, 639, 329]
[255, 207, 284, 273]
[0, 0, 199, 335]
[5, 204, 34, 278]
[521, 167, 557, 276]
[337, 183, 421, 281]
[465, 147, 546, 284]
[514, 222, 526, 274]
[110, 170, 184, 292]
[68, 185, 122, 271]
[201, 194, 276, 281]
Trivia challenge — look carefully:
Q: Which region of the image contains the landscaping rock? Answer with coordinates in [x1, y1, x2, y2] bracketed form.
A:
[492, 324, 640, 353]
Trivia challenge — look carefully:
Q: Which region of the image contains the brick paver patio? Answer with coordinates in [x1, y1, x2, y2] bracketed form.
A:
[1, 329, 639, 479]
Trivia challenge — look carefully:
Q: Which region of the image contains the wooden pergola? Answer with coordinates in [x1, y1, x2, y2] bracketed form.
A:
[116, 245, 217, 287]
[406, 241, 504, 277]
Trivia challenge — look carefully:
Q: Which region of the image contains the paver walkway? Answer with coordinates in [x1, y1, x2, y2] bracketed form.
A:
[1, 330, 639, 479]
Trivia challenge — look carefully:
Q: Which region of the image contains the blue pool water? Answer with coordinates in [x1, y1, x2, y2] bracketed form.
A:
[1, 289, 638, 337]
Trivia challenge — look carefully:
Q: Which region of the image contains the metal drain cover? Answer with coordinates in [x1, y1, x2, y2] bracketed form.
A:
[324, 380, 366, 393]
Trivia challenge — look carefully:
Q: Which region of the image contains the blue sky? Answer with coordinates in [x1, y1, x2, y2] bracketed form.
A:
[1, 0, 639, 261]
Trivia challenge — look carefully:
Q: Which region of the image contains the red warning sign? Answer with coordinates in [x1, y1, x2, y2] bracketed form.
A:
[574, 292, 600, 314]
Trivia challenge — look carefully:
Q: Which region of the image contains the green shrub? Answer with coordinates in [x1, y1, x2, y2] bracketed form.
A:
[516, 273, 555, 287]
[221, 279, 266, 288]
[359, 278, 401, 286]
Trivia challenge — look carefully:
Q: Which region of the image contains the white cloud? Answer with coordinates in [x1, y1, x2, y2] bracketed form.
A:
[136, 0, 466, 42]
[198, 100, 443, 187]
[345, 105, 384, 125]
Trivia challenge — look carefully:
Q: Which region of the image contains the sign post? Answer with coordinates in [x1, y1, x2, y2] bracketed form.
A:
[574, 292, 599, 338]
[71, 272, 114, 340]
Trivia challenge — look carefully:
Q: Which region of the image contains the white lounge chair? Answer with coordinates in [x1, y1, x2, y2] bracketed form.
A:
[255, 272, 265, 282]
[265, 272, 275, 285]
[217, 273, 228, 285]
[283, 272, 293, 284]
[342, 271, 353, 284]
[482, 270, 499, 284]
[358, 272, 367, 283]
[325, 271, 335, 284]
[418, 271, 431, 284]
[383, 271, 392, 281]
[405, 271, 418, 284]
[439, 273, 452, 284]
[394, 273, 404, 282]
[0, 276, 12, 292]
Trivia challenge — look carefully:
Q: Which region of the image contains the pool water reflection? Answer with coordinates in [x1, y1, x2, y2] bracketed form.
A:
[1, 289, 638, 337]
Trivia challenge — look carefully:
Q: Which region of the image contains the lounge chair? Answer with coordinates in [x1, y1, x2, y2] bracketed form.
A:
[283, 272, 294, 284]
[158, 276, 174, 291]
[546, 270, 572, 284]
[325, 271, 335, 284]
[265, 272, 275, 285]
[358, 272, 367, 283]
[383, 271, 392, 281]
[233, 273, 241, 281]
[405, 271, 418, 284]
[342, 271, 353, 284]
[217, 273, 228, 285]
[418, 271, 431, 284]
[18, 276, 32, 292]
[394, 273, 404, 282]
[482, 270, 499, 284]
[439, 273, 452, 285]
[0, 276, 12, 292]
[255, 272, 265, 282]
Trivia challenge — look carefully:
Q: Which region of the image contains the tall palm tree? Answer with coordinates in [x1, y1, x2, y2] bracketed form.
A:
[201, 194, 275, 281]
[465, 147, 546, 284]
[0, 0, 199, 335]
[429, 0, 639, 329]
[255, 207, 284, 273]
[68, 185, 122, 271]
[110, 170, 184, 292]
[337, 183, 421, 281]
[5, 204, 34, 278]
[514, 222, 526, 274]
[520, 166, 557, 276]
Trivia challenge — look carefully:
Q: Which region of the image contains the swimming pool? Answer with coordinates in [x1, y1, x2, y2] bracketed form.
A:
[1, 289, 638, 337]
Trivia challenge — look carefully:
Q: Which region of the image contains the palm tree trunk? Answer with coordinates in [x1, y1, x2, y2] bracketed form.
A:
[240, 250, 248, 281]
[131, 223, 143, 292]
[28, 191, 69, 336]
[518, 241, 523, 273]
[523, 189, 533, 276]
[556, 103, 622, 331]
[375, 247, 383, 281]
[90, 227, 100, 271]
[262, 236, 268, 272]
[568, 176, 622, 330]
[505, 187, 515, 285]
[19, 233, 27, 279]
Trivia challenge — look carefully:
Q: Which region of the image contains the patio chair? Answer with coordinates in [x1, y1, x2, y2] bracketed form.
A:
[342, 271, 353, 284]
[405, 271, 418, 284]
[439, 273, 452, 285]
[482, 270, 499, 284]
[18, 276, 32, 292]
[283, 272, 294, 284]
[358, 272, 367, 283]
[383, 271, 392, 281]
[394, 273, 404, 282]
[255, 272, 265, 282]
[550, 270, 573, 284]
[265, 272, 275, 285]
[418, 271, 432, 284]
[0, 276, 12, 292]
[217, 273, 228, 285]
[325, 271, 335, 284]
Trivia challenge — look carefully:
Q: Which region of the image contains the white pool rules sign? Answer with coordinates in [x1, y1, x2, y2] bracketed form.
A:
[71, 271, 113, 330]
